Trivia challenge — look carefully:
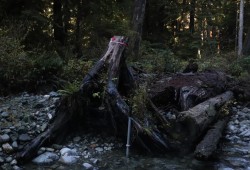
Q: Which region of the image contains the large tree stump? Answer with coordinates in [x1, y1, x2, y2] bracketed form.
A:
[16, 36, 236, 164]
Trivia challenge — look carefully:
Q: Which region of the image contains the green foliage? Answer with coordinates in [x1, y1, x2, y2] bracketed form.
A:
[0, 27, 32, 88]
[229, 56, 250, 78]
[61, 59, 93, 82]
[139, 41, 182, 73]
[130, 84, 148, 120]
[32, 51, 64, 77]
[58, 80, 81, 96]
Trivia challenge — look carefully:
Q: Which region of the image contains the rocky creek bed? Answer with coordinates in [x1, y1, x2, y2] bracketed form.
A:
[0, 92, 250, 170]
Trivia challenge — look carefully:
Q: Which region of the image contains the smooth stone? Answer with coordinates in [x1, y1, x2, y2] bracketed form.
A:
[60, 148, 77, 156]
[12, 165, 22, 170]
[5, 156, 13, 163]
[0, 134, 10, 143]
[41, 123, 47, 131]
[11, 141, 18, 150]
[49, 91, 60, 97]
[2, 129, 11, 133]
[18, 134, 31, 142]
[95, 147, 103, 152]
[46, 148, 55, 152]
[10, 159, 17, 166]
[83, 163, 93, 170]
[2, 143, 14, 153]
[59, 147, 79, 165]
[32, 152, 59, 165]
[44, 95, 50, 99]
[1, 112, 9, 118]
[241, 107, 250, 113]
[90, 158, 99, 164]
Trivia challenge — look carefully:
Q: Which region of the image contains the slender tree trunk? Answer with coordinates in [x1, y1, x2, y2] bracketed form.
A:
[181, 0, 187, 30]
[132, 0, 147, 58]
[238, 0, 244, 56]
[63, 0, 70, 42]
[243, 27, 250, 55]
[75, 0, 83, 58]
[53, 0, 65, 45]
[190, 0, 196, 34]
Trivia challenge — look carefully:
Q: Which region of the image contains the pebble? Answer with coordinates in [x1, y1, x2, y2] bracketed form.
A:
[59, 148, 79, 164]
[1, 111, 9, 118]
[0, 134, 10, 143]
[2, 143, 14, 153]
[83, 162, 93, 169]
[18, 134, 31, 142]
[95, 147, 103, 153]
[32, 152, 59, 165]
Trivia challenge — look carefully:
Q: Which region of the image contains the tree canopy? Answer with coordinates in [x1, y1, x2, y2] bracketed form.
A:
[0, 0, 250, 94]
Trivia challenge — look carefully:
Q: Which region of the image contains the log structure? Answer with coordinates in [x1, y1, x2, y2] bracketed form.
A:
[16, 36, 236, 163]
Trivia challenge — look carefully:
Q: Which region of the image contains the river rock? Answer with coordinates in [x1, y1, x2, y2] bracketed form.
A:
[18, 134, 31, 142]
[32, 152, 59, 165]
[1, 112, 9, 118]
[83, 163, 93, 170]
[49, 91, 60, 97]
[59, 148, 79, 165]
[95, 147, 103, 153]
[0, 134, 10, 143]
[11, 141, 18, 150]
[2, 143, 14, 153]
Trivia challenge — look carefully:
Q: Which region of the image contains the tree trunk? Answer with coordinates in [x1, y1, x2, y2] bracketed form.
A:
[189, 0, 196, 33]
[131, 0, 147, 58]
[75, 0, 83, 58]
[238, 0, 244, 56]
[53, 0, 65, 45]
[243, 27, 250, 55]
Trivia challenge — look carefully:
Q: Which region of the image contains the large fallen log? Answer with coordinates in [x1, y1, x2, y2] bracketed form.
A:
[16, 36, 235, 163]
[194, 118, 229, 160]
[175, 91, 234, 148]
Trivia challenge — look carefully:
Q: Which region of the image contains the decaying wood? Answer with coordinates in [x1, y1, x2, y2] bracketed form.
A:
[194, 118, 229, 160]
[175, 91, 234, 148]
[16, 36, 237, 163]
[16, 36, 129, 163]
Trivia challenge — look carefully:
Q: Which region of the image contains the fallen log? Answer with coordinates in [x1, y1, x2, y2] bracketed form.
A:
[171, 91, 233, 150]
[149, 71, 230, 111]
[194, 118, 229, 160]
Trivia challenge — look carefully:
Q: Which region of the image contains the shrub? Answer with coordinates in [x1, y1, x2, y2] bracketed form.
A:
[137, 41, 182, 73]
[61, 59, 93, 82]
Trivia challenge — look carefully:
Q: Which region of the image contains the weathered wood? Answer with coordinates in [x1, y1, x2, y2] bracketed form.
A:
[194, 118, 228, 160]
[149, 70, 230, 111]
[16, 36, 129, 163]
[174, 91, 233, 149]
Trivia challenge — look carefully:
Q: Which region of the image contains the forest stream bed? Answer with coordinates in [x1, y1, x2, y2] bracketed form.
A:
[0, 92, 250, 170]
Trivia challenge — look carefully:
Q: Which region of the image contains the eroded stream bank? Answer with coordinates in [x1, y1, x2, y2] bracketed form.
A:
[0, 92, 250, 170]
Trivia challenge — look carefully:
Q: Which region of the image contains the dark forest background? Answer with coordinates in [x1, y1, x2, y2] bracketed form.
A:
[1, 0, 250, 95]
